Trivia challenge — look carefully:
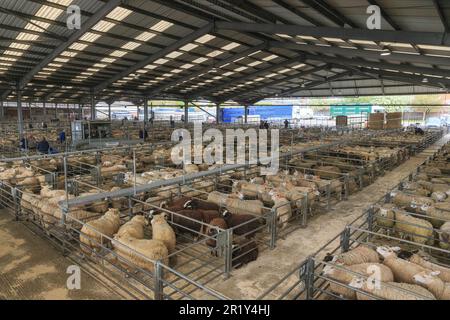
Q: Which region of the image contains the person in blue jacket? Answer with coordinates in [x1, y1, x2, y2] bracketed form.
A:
[37, 137, 50, 154]
[59, 130, 66, 144]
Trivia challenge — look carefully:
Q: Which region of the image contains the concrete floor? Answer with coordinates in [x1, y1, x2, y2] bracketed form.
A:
[0, 134, 448, 300]
[0, 211, 121, 300]
[206, 134, 450, 299]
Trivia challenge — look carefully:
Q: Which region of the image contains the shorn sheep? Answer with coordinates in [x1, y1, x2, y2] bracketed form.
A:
[413, 270, 450, 300]
[151, 214, 176, 254]
[324, 245, 380, 266]
[349, 277, 436, 300]
[80, 208, 121, 251]
[391, 191, 434, 211]
[323, 262, 394, 299]
[269, 190, 292, 230]
[376, 246, 431, 284]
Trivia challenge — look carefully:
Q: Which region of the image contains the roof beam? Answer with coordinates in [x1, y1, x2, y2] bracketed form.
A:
[433, 0, 450, 32]
[17, 0, 122, 90]
[189, 55, 306, 98]
[220, 64, 329, 102]
[299, 52, 450, 78]
[270, 41, 450, 67]
[299, 0, 356, 27]
[271, 0, 322, 26]
[147, 43, 267, 96]
[93, 23, 214, 93]
[215, 22, 450, 46]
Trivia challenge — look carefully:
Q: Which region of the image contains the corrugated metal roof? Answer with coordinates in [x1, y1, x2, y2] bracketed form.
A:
[0, 0, 448, 104]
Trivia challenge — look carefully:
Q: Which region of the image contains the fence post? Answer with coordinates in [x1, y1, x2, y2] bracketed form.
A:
[304, 257, 315, 300]
[269, 207, 277, 249]
[340, 226, 351, 252]
[302, 192, 308, 227]
[224, 228, 233, 278]
[12, 187, 19, 221]
[344, 174, 349, 200]
[326, 183, 331, 211]
[153, 261, 164, 300]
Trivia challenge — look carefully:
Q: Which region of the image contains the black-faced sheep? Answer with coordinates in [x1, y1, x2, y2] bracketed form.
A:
[221, 210, 262, 238]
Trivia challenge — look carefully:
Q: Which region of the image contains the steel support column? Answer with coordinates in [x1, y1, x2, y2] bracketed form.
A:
[216, 102, 221, 124]
[90, 91, 96, 120]
[16, 84, 23, 137]
[184, 100, 188, 124]
[0, 99, 4, 119]
[108, 103, 111, 120]
[244, 105, 248, 124]
[144, 98, 148, 124]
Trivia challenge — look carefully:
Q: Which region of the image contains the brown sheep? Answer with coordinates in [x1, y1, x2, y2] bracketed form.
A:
[221, 210, 262, 238]
[232, 238, 259, 269]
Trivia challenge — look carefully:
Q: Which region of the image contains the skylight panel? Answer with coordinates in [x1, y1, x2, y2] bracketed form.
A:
[27, 20, 51, 31]
[248, 61, 263, 67]
[154, 58, 169, 65]
[121, 41, 141, 50]
[101, 57, 116, 63]
[80, 32, 101, 43]
[135, 31, 156, 42]
[151, 20, 174, 32]
[166, 51, 183, 59]
[36, 6, 63, 20]
[207, 50, 223, 58]
[263, 54, 278, 61]
[223, 71, 234, 76]
[60, 51, 77, 57]
[54, 57, 69, 62]
[278, 68, 291, 74]
[106, 7, 133, 21]
[181, 63, 194, 69]
[234, 66, 248, 72]
[180, 43, 198, 52]
[196, 34, 215, 44]
[221, 42, 240, 51]
[93, 21, 116, 33]
[3, 50, 23, 57]
[16, 33, 38, 41]
[69, 42, 88, 51]
[193, 57, 208, 64]
[144, 65, 157, 70]
[110, 50, 127, 57]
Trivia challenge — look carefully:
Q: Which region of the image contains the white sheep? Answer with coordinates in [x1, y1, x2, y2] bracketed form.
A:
[323, 262, 393, 299]
[391, 191, 434, 211]
[413, 270, 450, 300]
[349, 277, 436, 300]
[325, 245, 380, 266]
[151, 214, 176, 254]
[409, 253, 450, 282]
[115, 215, 147, 239]
[80, 208, 121, 251]
[438, 221, 450, 250]
[377, 246, 431, 284]
[269, 190, 292, 229]
[422, 202, 450, 228]
[113, 236, 169, 274]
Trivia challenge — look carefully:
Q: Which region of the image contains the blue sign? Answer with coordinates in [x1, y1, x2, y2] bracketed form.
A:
[222, 105, 293, 123]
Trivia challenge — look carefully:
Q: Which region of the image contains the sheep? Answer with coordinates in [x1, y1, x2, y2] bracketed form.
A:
[207, 191, 229, 207]
[79, 192, 109, 213]
[162, 196, 193, 211]
[151, 214, 176, 254]
[391, 191, 434, 212]
[166, 209, 204, 239]
[438, 222, 450, 250]
[221, 210, 262, 239]
[376, 207, 433, 244]
[184, 198, 220, 211]
[421, 204, 450, 228]
[225, 196, 265, 216]
[432, 183, 450, 194]
[200, 209, 221, 224]
[324, 245, 380, 266]
[413, 270, 450, 300]
[231, 238, 259, 269]
[80, 208, 121, 251]
[325, 262, 394, 299]
[269, 190, 292, 229]
[205, 217, 228, 250]
[115, 215, 146, 239]
[349, 277, 436, 300]
[377, 246, 431, 284]
[409, 253, 450, 282]
[431, 191, 447, 202]
[113, 236, 169, 274]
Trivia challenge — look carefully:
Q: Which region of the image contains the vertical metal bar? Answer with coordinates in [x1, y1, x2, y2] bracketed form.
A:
[12, 187, 19, 221]
[184, 100, 188, 125]
[154, 261, 163, 300]
[16, 83, 24, 138]
[340, 226, 351, 252]
[326, 183, 331, 211]
[269, 207, 277, 249]
[224, 228, 233, 278]
[90, 90, 96, 120]
[305, 258, 315, 300]
[302, 192, 308, 227]
[133, 149, 137, 196]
